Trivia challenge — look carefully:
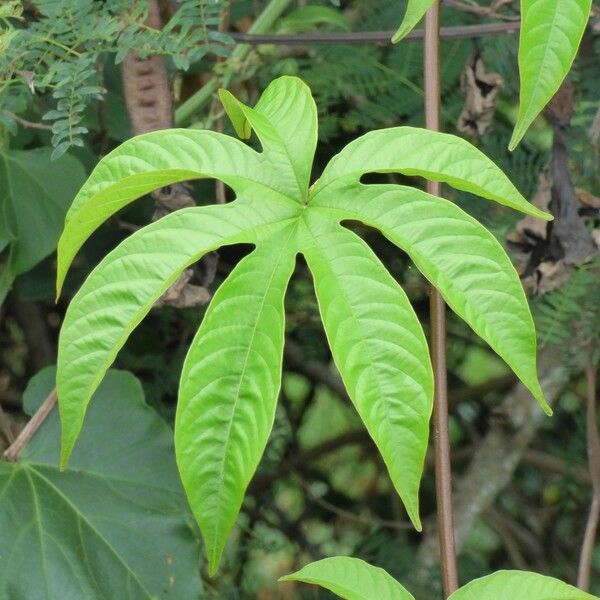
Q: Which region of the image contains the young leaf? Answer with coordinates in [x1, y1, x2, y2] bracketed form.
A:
[57, 201, 297, 466]
[314, 127, 552, 220]
[313, 184, 550, 414]
[449, 570, 600, 599]
[221, 76, 318, 194]
[391, 0, 436, 43]
[510, 0, 592, 150]
[301, 212, 433, 528]
[176, 229, 298, 574]
[281, 557, 416, 600]
[1, 367, 202, 599]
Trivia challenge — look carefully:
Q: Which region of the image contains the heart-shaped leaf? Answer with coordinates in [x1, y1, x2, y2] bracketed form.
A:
[0, 367, 202, 599]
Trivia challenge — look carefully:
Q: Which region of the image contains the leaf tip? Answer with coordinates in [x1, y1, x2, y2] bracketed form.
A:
[391, 27, 406, 43]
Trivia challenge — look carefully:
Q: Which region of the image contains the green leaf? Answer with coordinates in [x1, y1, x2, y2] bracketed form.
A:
[56, 128, 298, 297]
[56, 76, 550, 573]
[300, 212, 433, 528]
[221, 76, 318, 195]
[176, 229, 298, 574]
[0, 367, 202, 599]
[449, 570, 600, 599]
[0, 148, 85, 301]
[509, 0, 592, 150]
[391, 0, 436, 42]
[281, 557, 415, 600]
[57, 200, 298, 467]
[313, 127, 552, 220]
[314, 184, 549, 414]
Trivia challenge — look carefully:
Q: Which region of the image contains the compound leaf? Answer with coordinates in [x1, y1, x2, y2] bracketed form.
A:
[0, 367, 202, 599]
[510, 0, 591, 149]
[391, 0, 436, 42]
[449, 570, 600, 599]
[301, 212, 433, 528]
[57, 200, 297, 467]
[176, 228, 297, 574]
[281, 557, 415, 600]
[314, 184, 549, 413]
[314, 127, 552, 220]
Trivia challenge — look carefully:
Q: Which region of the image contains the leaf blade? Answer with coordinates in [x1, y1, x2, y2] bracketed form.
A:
[281, 557, 416, 600]
[313, 184, 549, 413]
[510, 0, 591, 150]
[57, 200, 297, 467]
[221, 76, 318, 195]
[176, 228, 297, 573]
[391, 0, 437, 43]
[314, 127, 552, 220]
[300, 213, 433, 528]
[56, 128, 296, 296]
[449, 570, 600, 599]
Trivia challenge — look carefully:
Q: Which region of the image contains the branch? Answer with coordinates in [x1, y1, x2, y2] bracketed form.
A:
[0, 110, 52, 131]
[228, 22, 520, 46]
[3, 388, 57, 462]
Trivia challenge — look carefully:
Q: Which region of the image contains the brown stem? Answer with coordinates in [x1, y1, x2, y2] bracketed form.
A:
[577, 352, 599, 591]
[228, 22, 520, 45]
[0, 110, 53, 130]
[424, 3, 459, 596]
[3, 388, 57, 462]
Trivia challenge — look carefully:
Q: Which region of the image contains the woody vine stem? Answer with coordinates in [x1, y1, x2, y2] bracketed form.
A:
[424, 2, 459, 596]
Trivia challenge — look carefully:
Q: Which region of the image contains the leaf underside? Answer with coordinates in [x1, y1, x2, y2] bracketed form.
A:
[56, 75, 550, 572]
[175, 229, 298, 573]
[391, 0, 436, 43]
[510, 0, 591, 149]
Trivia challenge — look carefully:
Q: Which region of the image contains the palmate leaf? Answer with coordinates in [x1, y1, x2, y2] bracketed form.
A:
[56, 76, 551, 573]
[509, 0, 592, 149]
[281, 557, 416, 600]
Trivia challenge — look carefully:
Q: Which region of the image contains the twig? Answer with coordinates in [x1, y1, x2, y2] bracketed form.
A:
[295, 474, 412, 531]
[3, 388, 57, 462]
[424, 3, 459, 596]
[0, 109, 52, 131]
[228, 22, 520, 46]
[486, 510, 529, 570]
[577, 351, 600, 591]
[443, 0, 518, 21]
